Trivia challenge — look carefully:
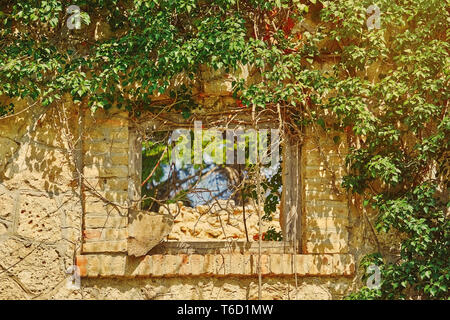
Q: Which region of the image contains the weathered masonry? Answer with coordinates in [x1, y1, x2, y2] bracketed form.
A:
[0, 74, 366, 300]
[77, 105, 354, 279]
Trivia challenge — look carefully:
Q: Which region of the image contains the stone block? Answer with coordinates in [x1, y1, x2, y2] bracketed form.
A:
[127, 210, 174, 257]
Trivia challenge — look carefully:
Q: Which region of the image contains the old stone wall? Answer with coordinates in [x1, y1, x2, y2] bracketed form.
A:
[0, 94, 378, 299]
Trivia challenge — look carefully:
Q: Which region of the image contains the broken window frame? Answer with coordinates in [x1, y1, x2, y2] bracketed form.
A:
[127, 111, 303, 256]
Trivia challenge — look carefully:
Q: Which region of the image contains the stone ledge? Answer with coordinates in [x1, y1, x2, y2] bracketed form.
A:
[76, 253, 355, 278]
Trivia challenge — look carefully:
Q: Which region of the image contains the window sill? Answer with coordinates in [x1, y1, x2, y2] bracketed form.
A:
[76, 252, 355, 278]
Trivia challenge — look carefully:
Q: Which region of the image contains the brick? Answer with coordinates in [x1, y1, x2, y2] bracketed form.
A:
[101, 118, 128, 127]
[305, 217, 349, 230]
[98, 255, 126, 276]
[190, 254, 205, 276]
[76, 256, 88, 277]
[110, 153, 129, 165]
[84, 216, 127, 228]
[229, 254, 244, 275]
[151, 255, 165, 276]
[75, 253, 356, 278]
[84, 128, 128, 141]
[305, 151, 345, 167]
[84, 142, 128, 154]
[84, 201, 126, 216]
[304, 165, 347, 179]
[83, 165, 129, 178]
[84, 128, 108, 140]
[303, 138, 348, 153]
[258, 254, 270, 275]
[294, 255, 307, 275]
[87, 139, 128, 148]
[203, 254, 216, 275]
[163, 254, 183, 276]
[242, 254, 254, 275]
[305, 202, 349, 218]
[283, 254, 294, 274]
[109, 129, 128, 141]
[305, 190, 347, 201]
[84, 153, 129, 166]
[215, 254, 227, 275]
[305, 239, 349, 254]
[86, 255, 100, 277]
[179, 254, 192, 276]
[305, 228, 349, 242]
[101, 191, 129, 203]
[342, 254, 356, 275]
[104, 228, 128, 240]
[203, 79, 233, 96]
[319, 254, 334, 275]
[304, 178, 344, 193]
[295, 254, 310, 275]
[309, 255, 321, 275]
[83, 228, 127, 241]
[83, 229, 102, 240]
[84, 114, 128, 128]
[269, 254, 283, 275]
[332, 253, 345, 275]
[270, 253, 294, 275]
[82, 240, 127, 253]
[84, 154, 109, 166]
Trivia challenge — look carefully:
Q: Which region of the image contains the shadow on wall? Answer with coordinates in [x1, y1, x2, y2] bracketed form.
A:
[0, 97, 84, 244]
[0, 97, 80, 197]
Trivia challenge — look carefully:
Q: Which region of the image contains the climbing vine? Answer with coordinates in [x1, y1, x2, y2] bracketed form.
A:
[0, 0, 448, 299]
